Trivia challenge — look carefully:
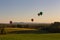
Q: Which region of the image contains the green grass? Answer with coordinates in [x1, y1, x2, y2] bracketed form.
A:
[0, 33, 60, 40]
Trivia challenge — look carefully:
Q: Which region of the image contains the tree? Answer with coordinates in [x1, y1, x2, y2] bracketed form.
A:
[0, 25, 6, 34]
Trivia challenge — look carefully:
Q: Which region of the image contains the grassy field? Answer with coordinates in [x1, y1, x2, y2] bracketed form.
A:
[3, 28, 36, 34]
[4, 28, 36, 32]
[0, 33, 60, 40]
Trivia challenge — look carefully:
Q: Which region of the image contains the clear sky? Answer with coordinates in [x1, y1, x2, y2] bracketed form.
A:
[0, 0, 60, 23]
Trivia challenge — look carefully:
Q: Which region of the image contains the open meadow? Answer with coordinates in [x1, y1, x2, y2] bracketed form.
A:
[0, 22, 60, 40]
[4, 28, 36, 32]
[0, 33, 60, 40]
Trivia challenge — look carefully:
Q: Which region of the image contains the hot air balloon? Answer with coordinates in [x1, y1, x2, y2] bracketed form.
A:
[38, 12, 43, 16]
[10, 21, 13, 24]
[31, 18, 34, 22]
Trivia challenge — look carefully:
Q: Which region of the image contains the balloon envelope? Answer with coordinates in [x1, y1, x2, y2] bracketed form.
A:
[31, 18, 34, 22]
[10, 21, 12, 24]
[38, 12, 43, 16]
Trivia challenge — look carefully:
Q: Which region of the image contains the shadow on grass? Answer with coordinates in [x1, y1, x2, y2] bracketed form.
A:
[0, 30, 60, 35]
[8, 30, 52, 34]
[8, 30, 38, 34]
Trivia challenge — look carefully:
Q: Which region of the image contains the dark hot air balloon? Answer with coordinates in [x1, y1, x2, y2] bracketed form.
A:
[31, 18, 34, 22]
[10, 21, 12, 24]
[38, 12, 43, 16]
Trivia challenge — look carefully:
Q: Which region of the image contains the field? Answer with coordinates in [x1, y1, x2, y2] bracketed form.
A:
[0, 33, 60, 40]
[0, 23, 60, 40]
[4, 28, 36, 32]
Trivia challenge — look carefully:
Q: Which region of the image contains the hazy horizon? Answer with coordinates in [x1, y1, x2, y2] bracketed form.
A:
[0, 0, 60, 23]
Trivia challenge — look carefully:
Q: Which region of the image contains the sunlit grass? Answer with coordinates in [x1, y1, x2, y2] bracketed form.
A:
[4, 28, 36, 32]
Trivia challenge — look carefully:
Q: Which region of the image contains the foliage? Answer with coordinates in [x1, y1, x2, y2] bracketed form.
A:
[38, 22, 60, 33]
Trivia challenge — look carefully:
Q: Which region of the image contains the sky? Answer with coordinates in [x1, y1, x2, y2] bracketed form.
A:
[0, 0, 60, 23]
